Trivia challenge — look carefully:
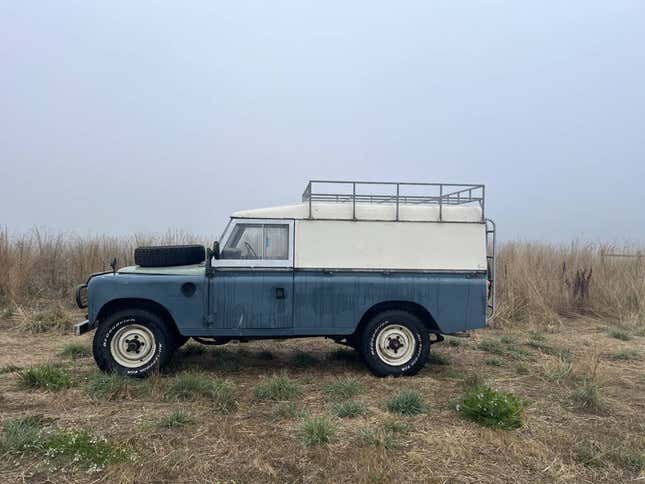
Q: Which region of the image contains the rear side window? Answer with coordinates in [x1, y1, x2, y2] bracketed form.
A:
[224, 224, 289, 260]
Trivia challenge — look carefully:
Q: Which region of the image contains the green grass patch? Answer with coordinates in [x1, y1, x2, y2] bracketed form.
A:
[477, 339, 504, 354]
[457, 385, 524, 429]
[254, 374, 303, 401]
[385, 390, 425, 416]
[359, 421, 409, 450]
[271, 401, 301, 420]
[446, 337, 462, 347]
[427, 351, 449, 365]
[611, 349, 641, 361]
[158, 409, 195, 429]
[332, 400, 368, 418]
[58, 343, 91, 359]
[0, 364, 22, 374]
[575, 440, 644, 473]
[291, 351, 319, 368]
[570, 380, 605, 412]
[323, 377, 363, 401]
[87, 373, 141, 400]
[163, 373, 237, 413]
[542, 359, 572, 384]
[301, 416, 336, 447]
[485, 358, 503, 367]
[0, 416, 129, 471]
[607, 328, 632, 341]
[17, 364, 75, 391]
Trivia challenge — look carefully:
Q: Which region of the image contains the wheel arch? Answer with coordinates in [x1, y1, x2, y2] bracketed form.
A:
[354, 300, 441, 337]
[95, 298, 181, 335]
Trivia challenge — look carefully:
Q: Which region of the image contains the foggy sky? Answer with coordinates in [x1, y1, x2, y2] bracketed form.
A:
[1, 1, 644, 242]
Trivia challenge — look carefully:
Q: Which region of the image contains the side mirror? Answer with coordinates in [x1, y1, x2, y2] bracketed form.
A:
[212, 241, 220, 260]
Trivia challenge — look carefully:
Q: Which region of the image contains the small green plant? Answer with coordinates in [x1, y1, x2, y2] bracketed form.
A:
[58, 343, 91, 359]
[542, 359, 572, 384]
[164, 373, 237, 413]
[427, 351, 449, 365]
[0, 364, 21, 374]
[385, 390, 425, 416]
[570, 380, 605, 412]
[87, 373, 139, 400]
[18, 364, 75, 391]
[485, 358, 503, 367]
[457, 385, 524, 429]
[381, 420, 410, 435]
[271, 401, 301, 420]
[607, 328, 632, 341]
[0, 415, 52, 451]
[574, 440, 604, 468]
[446, 337, 462, 347]
[611, 349, 641, 361]
[254, 374, 303, 401]
[301, 416, 336, 447]
[323, 377, 363, 401]
[0, 416, 129, 470]
[332, 400, 368, 418]
[158, 410, 195, 428]
[291, 351, 318, 368]
[477, 339, 504, 355]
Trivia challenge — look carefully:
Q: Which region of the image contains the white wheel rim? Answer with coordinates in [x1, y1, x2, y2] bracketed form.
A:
[110, 324, 156, 368]
[375, 323, 416, 366]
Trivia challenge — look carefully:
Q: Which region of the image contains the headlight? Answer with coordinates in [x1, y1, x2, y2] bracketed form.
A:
[75, 284, 88, 309]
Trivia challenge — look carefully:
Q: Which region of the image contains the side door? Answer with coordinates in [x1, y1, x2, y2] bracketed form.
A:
[209, 219, 294, 333]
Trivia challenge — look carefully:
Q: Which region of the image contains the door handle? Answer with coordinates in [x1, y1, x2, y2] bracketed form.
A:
[275, 287, 286, 299]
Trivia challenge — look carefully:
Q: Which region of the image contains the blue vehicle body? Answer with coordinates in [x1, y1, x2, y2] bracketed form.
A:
[86, 268, 487, 338]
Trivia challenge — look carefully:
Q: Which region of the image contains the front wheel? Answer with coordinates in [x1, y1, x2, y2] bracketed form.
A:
[360, 310, 429, 377]
[93, 309, 173, 378]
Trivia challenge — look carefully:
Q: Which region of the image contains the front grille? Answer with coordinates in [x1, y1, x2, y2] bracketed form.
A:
[75, 284, 88, 309]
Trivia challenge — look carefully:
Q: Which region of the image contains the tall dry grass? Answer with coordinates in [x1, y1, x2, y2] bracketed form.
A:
[1, 228, 644, 325]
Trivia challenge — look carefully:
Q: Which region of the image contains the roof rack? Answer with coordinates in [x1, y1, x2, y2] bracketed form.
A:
[301, 180, 485, 221]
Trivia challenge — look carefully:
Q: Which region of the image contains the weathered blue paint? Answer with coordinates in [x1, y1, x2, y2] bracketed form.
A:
[87, 269, 487, 337]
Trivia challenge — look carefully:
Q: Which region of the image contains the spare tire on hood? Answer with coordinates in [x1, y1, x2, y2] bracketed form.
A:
[134, 245, 206, 268]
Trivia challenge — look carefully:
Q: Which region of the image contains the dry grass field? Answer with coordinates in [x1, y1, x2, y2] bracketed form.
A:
[0, 230, 644, 483]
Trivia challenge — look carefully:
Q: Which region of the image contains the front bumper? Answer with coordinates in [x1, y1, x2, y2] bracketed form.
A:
[74, 319, 95, 336]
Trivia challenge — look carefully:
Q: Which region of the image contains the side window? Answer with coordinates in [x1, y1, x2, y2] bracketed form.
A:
[222, 223, 289, 260]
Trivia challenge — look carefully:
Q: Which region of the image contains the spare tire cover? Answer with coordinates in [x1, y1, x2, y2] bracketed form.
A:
[134, 245, 205, 268]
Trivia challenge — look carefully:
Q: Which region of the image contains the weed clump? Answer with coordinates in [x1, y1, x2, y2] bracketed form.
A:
[58, 343, 91, 359]
[332, 400, 368, 418]
[301, 416, 336, 447]
[158, 410, 195, 428]
[323, 377, 363, 401]
[611, 349, 641, 361]
[570, 380, 605, 412]
[457, 385, 524, 429]
[385, 390, 425, 416]
[87, 373, 140, 400]
[18, 364, 75, 391]
[607, 328, 632, 341]
[164, 373, 236, 413]
[254, 374, 302, 401]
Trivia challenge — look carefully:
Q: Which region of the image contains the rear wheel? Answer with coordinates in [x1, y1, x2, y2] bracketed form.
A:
[360, 309, 429, 377]
[93, 309, 173, 378]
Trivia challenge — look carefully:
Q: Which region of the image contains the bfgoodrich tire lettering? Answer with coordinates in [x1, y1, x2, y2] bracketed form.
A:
[93, 309, 172, 378]
[360, 310, 430, 377]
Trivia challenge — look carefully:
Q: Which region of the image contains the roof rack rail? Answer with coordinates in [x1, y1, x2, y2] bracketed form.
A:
[301, 180, 485, 221]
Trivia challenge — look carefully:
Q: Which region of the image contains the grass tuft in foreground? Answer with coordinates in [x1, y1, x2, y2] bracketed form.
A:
[87, 373, 141, 400]
[607, 328, 632, 341]
[570, 380, 605, 412]
[17, 364, 75, 391]
[611, 349, 641, 361]
[158, 410, 195, 429]
[58, 343, 91, 359]
[332, 400, 368, 418]
[254, 374, 303, 401]
[457, 385, 524, 429]
[385, 390, 425, 416]
[0, 416, 130, 471]
[301, 416, 336, 447]
[359, 420, 410, 450]
[163, 373, 237, 413]
[323, 377, 363, 401]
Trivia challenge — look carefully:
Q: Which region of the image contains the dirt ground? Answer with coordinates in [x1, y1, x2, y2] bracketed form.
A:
[0, 315, 643, 483]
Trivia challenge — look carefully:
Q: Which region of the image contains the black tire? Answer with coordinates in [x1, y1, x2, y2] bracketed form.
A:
[93, 309, 173, 378]
[172, 335, 190, 351]
[359, 309, 429, 377]
[134, 245, 205, 268]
